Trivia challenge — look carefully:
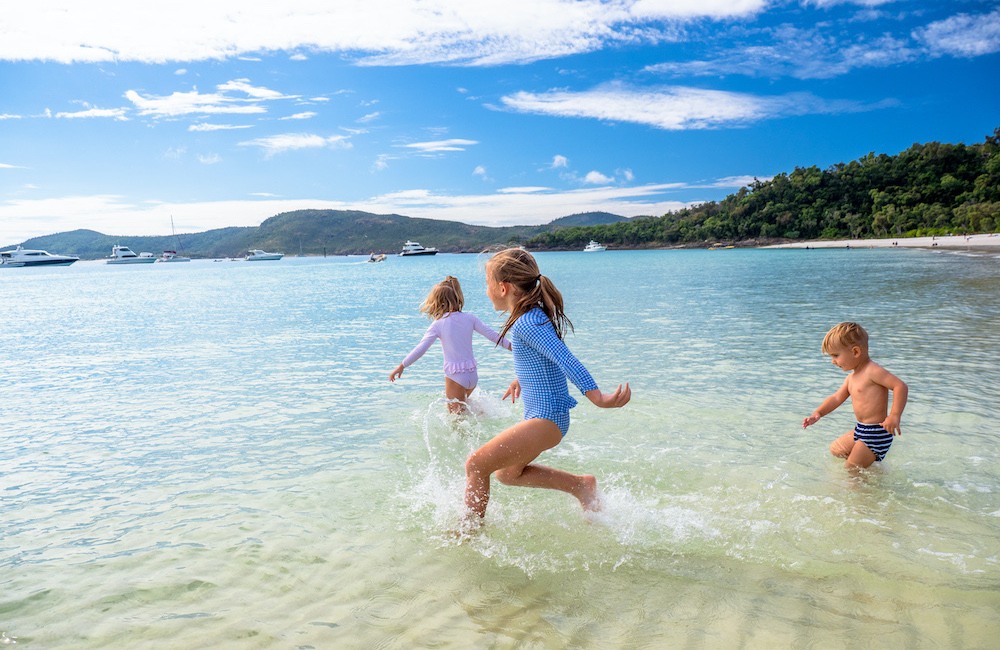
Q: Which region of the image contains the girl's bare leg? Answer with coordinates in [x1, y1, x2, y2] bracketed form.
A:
[444, 377, 474, 414]
[464, 418, 599, 518]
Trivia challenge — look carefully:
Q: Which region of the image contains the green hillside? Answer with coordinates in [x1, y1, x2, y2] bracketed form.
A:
[7, 129, 997, 257]
[528, 128, 1000, 249]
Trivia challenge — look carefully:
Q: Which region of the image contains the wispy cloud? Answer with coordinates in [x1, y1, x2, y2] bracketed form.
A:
[53, 107, 128, 120]
[124, 79, 293, 118]
[400, 138, 478, 153]
[501, 82, 883, 130]
[915, 8, 1000, 58]
[238, 133, 352, 156]
[189, 123, 253, 132]
[280, 112, 317, 120]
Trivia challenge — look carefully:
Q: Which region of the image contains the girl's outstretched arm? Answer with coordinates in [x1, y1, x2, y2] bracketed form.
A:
[389, 364, 405, 382]
[585, 383, 631, 408]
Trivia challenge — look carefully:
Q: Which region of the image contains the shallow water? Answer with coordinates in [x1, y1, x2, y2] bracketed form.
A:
[2, 248, 998, 648]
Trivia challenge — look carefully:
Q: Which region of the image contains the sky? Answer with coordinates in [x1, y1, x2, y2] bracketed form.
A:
[1, 0, 998, 245]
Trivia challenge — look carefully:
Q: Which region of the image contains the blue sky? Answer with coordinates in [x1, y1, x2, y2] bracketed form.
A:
[1, 0, 998, 245]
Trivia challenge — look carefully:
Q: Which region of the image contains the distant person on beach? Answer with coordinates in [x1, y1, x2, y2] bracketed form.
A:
[802, 322, 908, 469]
[390, 275, 511, 414]
[464, 248, 630, 521]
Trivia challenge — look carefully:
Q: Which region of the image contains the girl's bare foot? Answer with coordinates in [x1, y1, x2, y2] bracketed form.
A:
[576, 475, 601, 512]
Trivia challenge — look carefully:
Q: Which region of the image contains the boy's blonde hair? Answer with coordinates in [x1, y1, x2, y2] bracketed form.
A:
[420, 276, 464, 319]
[822, 321, 869, 354]
[487, 247, 573, 341]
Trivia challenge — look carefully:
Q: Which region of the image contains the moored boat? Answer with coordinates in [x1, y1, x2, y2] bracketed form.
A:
[399, 240, 438, 256]
[583, 240, 607, 252]
[0, 245, 79, 267]
[107, 245, 157, 264]
[158, 250, 192, 262]
[246, 249, 284, 261]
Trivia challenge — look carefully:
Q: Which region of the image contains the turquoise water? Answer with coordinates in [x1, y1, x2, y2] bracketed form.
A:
[2, 248, 998, 648]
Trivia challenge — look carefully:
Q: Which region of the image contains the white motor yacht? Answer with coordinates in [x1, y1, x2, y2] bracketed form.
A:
[107, 245, 157, 264]
[399, 240, 438, 256]
[583, 240, 607, 252]
[0, 245, 79, 267]
[246, 249, 284, 261]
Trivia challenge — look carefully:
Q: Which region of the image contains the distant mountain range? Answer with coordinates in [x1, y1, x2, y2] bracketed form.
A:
[4, 210, 632, 260]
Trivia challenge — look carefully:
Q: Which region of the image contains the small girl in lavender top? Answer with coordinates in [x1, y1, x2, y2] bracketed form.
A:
[390, 276, 511, 414]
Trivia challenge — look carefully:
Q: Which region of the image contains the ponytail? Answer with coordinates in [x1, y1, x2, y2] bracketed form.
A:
[488, 248, 573, 342]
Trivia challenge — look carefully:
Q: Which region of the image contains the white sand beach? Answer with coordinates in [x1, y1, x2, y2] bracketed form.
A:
[764, 233, 1000, 250]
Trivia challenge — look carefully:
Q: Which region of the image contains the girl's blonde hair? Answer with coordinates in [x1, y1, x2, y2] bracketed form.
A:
[822, 321, 868, 354]
[487, 248, 572, 341]
[420, 275, 464, 319]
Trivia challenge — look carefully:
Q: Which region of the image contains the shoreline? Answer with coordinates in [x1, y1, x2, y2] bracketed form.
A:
[762, 233, 1000, 251]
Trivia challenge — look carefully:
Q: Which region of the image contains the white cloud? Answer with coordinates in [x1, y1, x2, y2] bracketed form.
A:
[238, 133, 352, 156]
[125, 89, 266, 118]
[357, 112, 381, 123]
[281, 112, 318, 120]
[0, 1, 767, 66]
[124, 79, 293, 118]
[501, 82, 884, 130]
[584, 170, 613, 184]
[551, 154, 568, 168]
[915, 9, 1000, 58]
[400, 138, 478, 152]
[0, 163, 22, 169]
[54, 107, 128, 120]
[198, 153, 222, 164]
[188, 123, 253, 131]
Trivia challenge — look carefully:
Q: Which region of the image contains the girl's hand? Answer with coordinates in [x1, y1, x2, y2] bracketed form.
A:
[389, 364, 405, 382]
[586, 383, 631, 409]
[503, 379, 521, 403]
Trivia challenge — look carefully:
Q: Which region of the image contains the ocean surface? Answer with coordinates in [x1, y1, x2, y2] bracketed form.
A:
[2, 247, 998, 648]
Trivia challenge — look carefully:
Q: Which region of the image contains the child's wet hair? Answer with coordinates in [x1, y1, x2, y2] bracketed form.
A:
[822, 321, 869, 354]
[487, 247, 573, 342]
[420, 276, 464, 319]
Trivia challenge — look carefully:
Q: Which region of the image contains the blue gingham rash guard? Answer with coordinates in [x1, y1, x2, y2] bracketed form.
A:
[511, 306, 598, 436]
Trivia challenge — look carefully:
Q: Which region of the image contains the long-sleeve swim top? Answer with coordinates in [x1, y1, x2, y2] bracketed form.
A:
[401, 311, 511, 374]
[511, 306, 598, 420]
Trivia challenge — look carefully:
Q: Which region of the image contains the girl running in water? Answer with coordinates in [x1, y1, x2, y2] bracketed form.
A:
[390, 276, 511, 414]
[464, 248, 630, 520]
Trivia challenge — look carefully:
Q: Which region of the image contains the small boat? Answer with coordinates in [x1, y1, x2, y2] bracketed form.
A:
[107, 245, 157, 264]
[158, 250, 191, 263]
[367, 253, 387, 263]
[583, 240, 607, 252]
[0, 245, 79, 267]
[709, 243, 735, 250]
[158, 217, 191, 262]
[399, 240, 438, 256]
[246, 249, 284, 261]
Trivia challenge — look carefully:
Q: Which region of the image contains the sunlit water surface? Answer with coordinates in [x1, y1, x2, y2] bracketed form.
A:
[2, 248, 998, 648]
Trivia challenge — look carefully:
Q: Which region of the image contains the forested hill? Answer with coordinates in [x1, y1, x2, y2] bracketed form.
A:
[9, 130, 998, 256]
[528, 128, 1000, 249]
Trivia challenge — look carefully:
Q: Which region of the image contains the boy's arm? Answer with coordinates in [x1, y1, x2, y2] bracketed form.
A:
[873, 366, 908, 435]
[803, 380, 849, 428]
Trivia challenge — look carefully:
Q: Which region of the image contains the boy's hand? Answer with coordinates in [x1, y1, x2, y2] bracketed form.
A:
[389, 364, 404, 382]
[503, 379, 521, 404]
[881, 414, 902, 436]
[802, 413, 821, 428]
